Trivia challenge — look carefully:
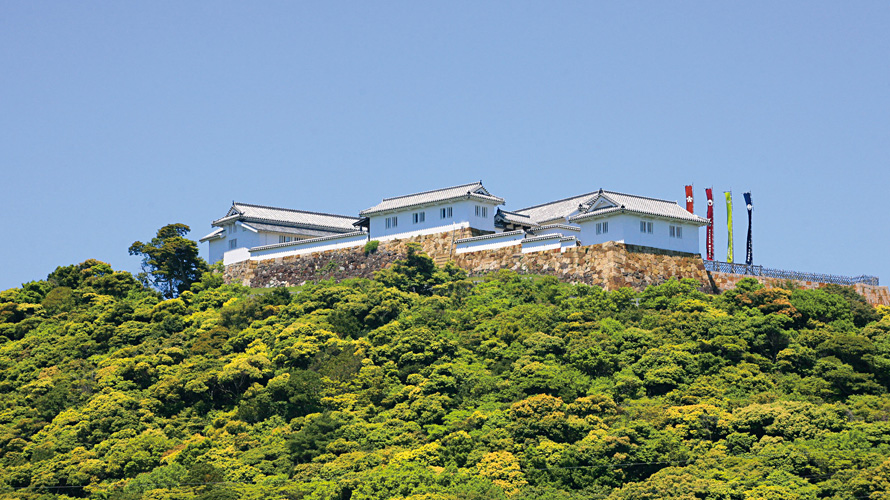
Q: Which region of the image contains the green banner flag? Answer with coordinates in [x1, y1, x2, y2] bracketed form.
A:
[725, 191, 733, 263]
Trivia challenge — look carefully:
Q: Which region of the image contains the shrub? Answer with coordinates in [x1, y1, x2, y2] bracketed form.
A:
[364, 240, 380, 255]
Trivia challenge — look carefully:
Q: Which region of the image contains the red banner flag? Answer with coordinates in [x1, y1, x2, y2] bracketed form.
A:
[705, 188, 714, 261]
[685, 185, 694, 213]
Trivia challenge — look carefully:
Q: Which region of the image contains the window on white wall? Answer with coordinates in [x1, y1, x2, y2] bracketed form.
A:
[440, 207, 453, 219]
[385, 216, 398, 229]
[413, 212, 425, 224]
[229, 239, 238, 249]
[596, 221, 609, 235]
[640, 221, 653, 234]
[670, 225, 682, 238]
[475, 206, 488, 217]
[279, 235, 292, 243]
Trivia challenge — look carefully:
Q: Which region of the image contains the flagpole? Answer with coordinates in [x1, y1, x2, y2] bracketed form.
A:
[744, 192, 753, 266]
[725, 191, 733, 263]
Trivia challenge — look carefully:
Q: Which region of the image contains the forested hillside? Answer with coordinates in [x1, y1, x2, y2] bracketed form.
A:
[1, 246, 890, 499]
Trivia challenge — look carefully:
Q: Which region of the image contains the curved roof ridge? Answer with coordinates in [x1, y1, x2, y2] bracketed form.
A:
[497, 208, 532, 218]
[233, 202, 358, 220]
[514, 190, 599, 213]
[597, 190, 679, 204]
[379, 181, 483, 202]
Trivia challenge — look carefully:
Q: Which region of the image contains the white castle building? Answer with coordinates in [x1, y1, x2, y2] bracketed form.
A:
[202, 182, 708, 266]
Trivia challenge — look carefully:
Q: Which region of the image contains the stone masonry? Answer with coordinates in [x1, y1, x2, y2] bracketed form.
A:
[709, 271, 890, 307]
[226, 228, 482, 288]
[453, 241, 713, 291]
[224, 230, 890, 306]
[226, 231, 714, 293]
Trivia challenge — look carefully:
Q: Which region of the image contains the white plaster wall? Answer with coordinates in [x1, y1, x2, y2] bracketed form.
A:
[207, 222, 260, 264]
[250, 232, 368, 261]
[373, 222, 470, 242]
[455, 232, 524, 254]
[576, 214, 629, 248]
[532, 228, 567, 237]
[560, 238, 579, 252]
[223, 247, 251, 265]
[576, 214, 701, 254]
[368, 199, 499, 239]
[256, 232, 309, 247]
[208, 238, 226, 265]
[521, 237, 561, 253]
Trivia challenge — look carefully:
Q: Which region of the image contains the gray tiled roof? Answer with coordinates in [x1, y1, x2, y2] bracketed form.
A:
[246, 222, 344, 238]
[514, 191, 600, 225]
[212, 202, 359, 232]
[360, 182, 504, 216]
[495, 209, 539, 228]
[568, 190, 709, 225]
[522, 233, 564, 243]
[455, 229, 526, 244]
[199, 227, 224, 242]
[529, 223, 580, 233]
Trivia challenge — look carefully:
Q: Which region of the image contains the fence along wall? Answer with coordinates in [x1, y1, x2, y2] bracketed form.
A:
[703, 261, 879, 286]
[708, 271, 890, 306]
[702, 261, 889, 306]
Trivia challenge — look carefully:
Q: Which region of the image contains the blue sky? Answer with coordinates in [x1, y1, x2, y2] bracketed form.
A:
[2, 2, 888, 290]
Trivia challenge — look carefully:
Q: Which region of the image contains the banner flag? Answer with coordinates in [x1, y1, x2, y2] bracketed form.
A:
[685, 185, 694, 213]
[725, 191, 734, 263]
[744, 192, 753, 265]
[705, 188, 714, 261]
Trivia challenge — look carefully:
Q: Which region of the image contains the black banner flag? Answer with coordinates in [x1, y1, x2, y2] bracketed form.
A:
[744, 192, 753, 265]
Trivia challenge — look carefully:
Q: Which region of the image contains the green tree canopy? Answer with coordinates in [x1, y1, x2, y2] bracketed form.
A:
[129, 223, 208, 299]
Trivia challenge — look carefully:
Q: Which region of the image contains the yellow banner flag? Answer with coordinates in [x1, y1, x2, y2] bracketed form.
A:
[725, 191, 733, 263]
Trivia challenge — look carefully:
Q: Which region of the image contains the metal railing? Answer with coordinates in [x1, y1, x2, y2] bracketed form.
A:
[703, 260, 879, 286]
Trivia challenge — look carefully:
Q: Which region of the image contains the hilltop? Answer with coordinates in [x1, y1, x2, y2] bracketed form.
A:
[1, 249, 889, 499]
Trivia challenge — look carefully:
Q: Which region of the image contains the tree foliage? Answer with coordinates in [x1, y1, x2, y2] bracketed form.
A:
[0, 259, 887, 499]
[129, 223, 209, 298]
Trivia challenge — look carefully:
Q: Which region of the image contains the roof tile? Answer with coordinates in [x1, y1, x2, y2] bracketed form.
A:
[569, 191, 709, 224]
[213, 203, 359, 232]
[360, 182, 504, 216]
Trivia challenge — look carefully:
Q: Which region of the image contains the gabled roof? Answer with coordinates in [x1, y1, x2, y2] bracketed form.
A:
[212, 202, 359, 232]
[514, 191, 601, 225]
[359, 182, 504, 216]
[568, 190, 709, 225]
[495, 209, 539, 229]
[199, 227, 225, 242]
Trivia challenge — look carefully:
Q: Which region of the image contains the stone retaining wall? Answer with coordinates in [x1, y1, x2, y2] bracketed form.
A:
[709, 271, 890, 306]
[453, 241, 712, 291]
[226, 231, 712, 292]
[224, 230, 890, 306]
[225, 228, 483, 288]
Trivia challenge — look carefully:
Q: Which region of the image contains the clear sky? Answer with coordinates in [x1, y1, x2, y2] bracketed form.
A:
[2, 2, 889, 291]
